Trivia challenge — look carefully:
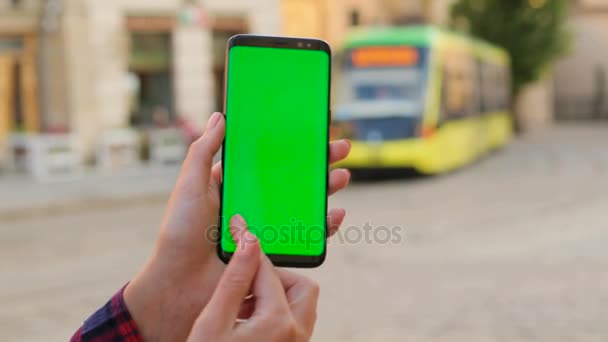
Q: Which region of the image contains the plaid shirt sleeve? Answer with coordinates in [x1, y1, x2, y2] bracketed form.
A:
[70, 285, 143, 342]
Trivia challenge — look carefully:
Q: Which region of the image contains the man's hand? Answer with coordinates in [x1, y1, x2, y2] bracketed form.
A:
[123, 112, 351, 341]
[188, 215, 319, 342]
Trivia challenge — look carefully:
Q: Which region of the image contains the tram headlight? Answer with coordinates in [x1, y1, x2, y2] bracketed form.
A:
[417, 123, 436, 139]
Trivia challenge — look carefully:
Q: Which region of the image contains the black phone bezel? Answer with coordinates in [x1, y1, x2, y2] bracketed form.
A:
[217, 34, 332, 268]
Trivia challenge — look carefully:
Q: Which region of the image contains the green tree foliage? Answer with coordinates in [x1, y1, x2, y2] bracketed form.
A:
[450, 0, 570, 95]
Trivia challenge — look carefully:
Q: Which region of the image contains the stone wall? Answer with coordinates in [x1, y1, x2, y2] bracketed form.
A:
[553, 4, 608, 120]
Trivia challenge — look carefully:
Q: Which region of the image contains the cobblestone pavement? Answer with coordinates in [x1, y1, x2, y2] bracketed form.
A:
[1, 124, 608, 341]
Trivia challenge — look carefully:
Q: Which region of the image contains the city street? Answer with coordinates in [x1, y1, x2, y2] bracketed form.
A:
[2, 124, 608, 341]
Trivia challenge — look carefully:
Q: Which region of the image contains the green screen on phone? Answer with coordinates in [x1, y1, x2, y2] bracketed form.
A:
[221, 43, 330, 258]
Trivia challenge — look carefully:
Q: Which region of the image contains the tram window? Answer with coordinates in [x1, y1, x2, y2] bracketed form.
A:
[356, 84, 407, 100]
[496, 66, 511, 110]
[479, 61, 492, 113]
[473, 58, 483, 115]
[442, 52, 476, 119]
[478, 61, 510, 113]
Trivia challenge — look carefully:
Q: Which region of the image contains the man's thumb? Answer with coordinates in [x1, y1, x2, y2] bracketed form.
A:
[176, 112, 224, 199]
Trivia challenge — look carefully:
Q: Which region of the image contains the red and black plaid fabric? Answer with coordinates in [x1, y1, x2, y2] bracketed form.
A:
[71, 285, 143, 342]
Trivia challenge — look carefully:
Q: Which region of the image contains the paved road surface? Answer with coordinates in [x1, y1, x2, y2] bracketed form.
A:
[2, 124, 608, 341]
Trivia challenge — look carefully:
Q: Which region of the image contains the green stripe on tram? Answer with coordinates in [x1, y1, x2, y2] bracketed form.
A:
[344, 26, 437, 48]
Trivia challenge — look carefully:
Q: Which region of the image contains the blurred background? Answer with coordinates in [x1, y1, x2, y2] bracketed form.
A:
[1, 0, 608, 341]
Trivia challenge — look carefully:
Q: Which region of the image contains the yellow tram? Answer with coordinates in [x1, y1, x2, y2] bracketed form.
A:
[332, 26, 513, 174]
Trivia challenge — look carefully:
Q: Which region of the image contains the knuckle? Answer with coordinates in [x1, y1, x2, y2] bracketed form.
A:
[284, 325, 298, 341]
[223, 271, 249, 291]
[189, 136, 212, 160]
[188, 137, 204, 154]
[302, 278, 320, 299]
[277, 316, 298, 340]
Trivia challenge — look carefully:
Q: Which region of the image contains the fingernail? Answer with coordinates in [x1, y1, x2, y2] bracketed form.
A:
[232, 214, 246, 229]
[343, 139, 351, 149]
[231, 214, 255, 254]
[340, 168, 351, 179]
[239, 230, 257, 255]
[230, 214, 246, 241]
[206, 112, 222, 131]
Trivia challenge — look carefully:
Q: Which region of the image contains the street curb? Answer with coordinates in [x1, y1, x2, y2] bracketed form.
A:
[0, 192, 170, 222]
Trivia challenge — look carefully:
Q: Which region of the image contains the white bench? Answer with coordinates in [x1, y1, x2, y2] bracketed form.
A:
[29, 134, 82, 182]
[149, 128, 187, 165]
[7, 133, 82, 182]
[96, 129, 140, 173]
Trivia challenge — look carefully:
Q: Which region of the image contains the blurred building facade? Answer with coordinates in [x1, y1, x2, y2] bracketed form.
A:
[554, 0, 608, 120]
[280, 0, 456, 47]
[60, 0, 280, 159]
[1, 0, 464, 168]
[1, 0, 280, 165]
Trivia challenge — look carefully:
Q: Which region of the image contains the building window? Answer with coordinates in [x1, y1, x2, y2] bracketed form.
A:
[128, 32, 175, 126]
[350, 9, 360, 26]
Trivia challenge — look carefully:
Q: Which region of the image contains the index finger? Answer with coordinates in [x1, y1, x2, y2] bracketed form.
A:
[176, 112, 225, 197]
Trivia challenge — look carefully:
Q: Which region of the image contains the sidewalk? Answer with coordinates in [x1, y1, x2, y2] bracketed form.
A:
[0, 165, 181, 220]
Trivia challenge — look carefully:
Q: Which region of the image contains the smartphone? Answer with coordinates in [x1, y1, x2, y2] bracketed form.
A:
[218, 35, 331, 268]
